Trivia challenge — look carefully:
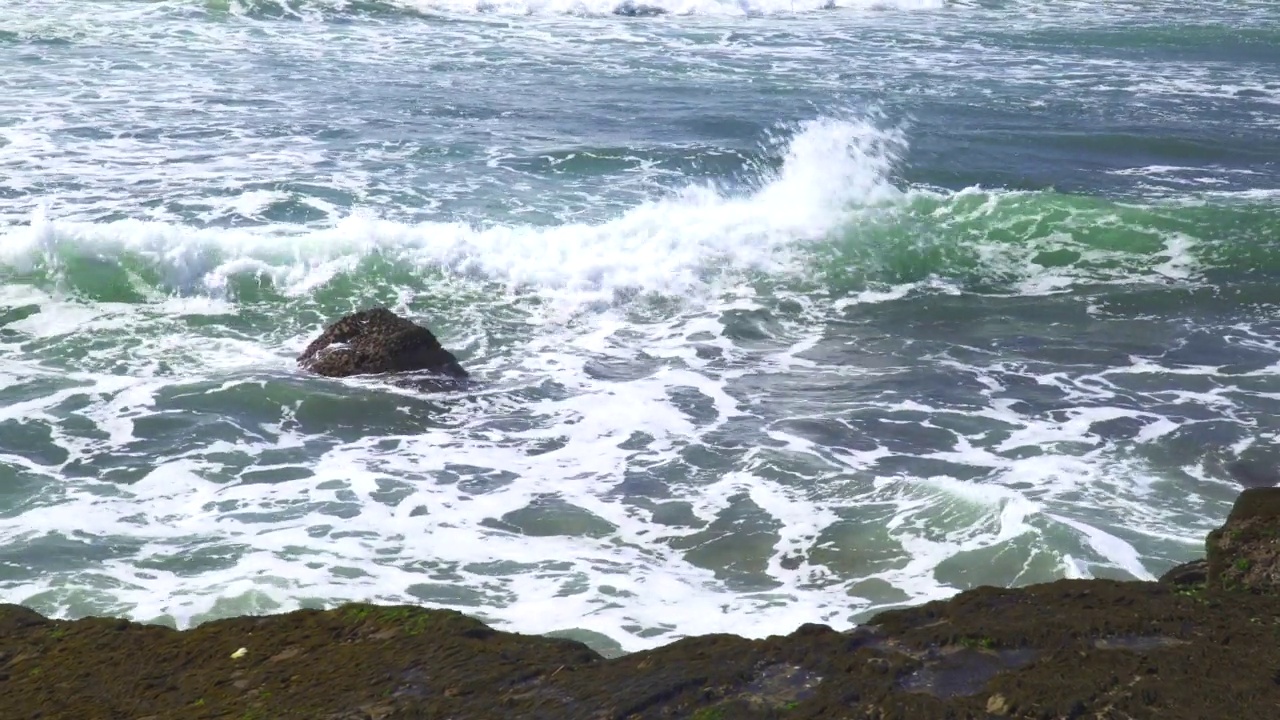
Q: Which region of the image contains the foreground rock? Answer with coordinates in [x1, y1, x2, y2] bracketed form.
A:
[298, 307, 468, 381]
[1207, 486, 1280, 593]
[4, 490, 1280, 720]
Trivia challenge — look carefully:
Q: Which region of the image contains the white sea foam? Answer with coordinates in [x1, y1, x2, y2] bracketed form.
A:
[0, 324, 1239, 653]
[1, 0, 1272, 654]
[0, 128, 1240, 652]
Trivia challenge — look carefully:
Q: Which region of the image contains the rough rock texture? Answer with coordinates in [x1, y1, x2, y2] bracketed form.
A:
[298, 307, 467, 381]
[1156, 558, 1207, 586]
[1207, 486, 1280, 593]
[4, 490, 1280, 720]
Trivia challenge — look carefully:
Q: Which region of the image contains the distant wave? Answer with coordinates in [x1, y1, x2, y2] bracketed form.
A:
[208, 0, 957, 20]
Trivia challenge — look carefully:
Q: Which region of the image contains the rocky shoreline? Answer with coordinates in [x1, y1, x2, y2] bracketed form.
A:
[4, 487, 1279, 719]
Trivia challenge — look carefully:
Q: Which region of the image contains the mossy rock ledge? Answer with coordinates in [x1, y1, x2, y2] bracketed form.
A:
[5, 489, 1280, 720]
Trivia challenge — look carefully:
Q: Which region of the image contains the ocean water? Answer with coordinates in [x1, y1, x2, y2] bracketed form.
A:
[1, 0, 1278, 655]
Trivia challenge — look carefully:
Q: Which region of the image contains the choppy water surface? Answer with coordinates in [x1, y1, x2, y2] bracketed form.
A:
[1, 0, 1278, 653]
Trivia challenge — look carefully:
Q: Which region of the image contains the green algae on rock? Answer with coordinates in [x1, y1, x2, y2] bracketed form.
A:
[3, 489, 1280, 720]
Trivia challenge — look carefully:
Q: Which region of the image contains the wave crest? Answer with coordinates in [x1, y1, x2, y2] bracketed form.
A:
[1, 114, 904, 305]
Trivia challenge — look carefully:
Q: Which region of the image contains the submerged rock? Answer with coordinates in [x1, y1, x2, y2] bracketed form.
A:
[298, 307, 467, 381]
[4, 490, 1280, 719]
[1226, 459, 1280, 488]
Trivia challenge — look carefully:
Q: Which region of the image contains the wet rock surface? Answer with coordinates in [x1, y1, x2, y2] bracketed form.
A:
[4, 490, 1280, 720]
[298, 307, 468, 382]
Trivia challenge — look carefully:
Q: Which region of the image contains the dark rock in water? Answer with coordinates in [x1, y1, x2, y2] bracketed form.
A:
[1207, 486, 1280, 593]
[612, 1, 666, 16]
[298, 307, 467, 381]
[5, 488, 1280, 719]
